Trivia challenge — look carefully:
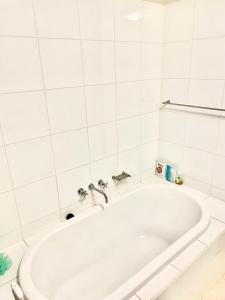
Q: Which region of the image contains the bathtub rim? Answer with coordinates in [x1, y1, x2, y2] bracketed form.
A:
[19, 183, 210, 300]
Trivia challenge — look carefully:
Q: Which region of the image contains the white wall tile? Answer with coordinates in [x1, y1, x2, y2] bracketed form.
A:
[142, 43, 162, 79]
[0, 146, 12, 194]
[78, 0, 114, 40]
[212, 155, 225, 191]
[89, 122, 117, 161]
[0, 131, 4, 146]
[142, 1, 164, 43]
[117, 81, 141, 119]
[211, 186, 225, 202]
[0, 37, 43, 93]
[90, 156, 118, 188]
[184, 176, 211, 195]
[217, 119, 225, 155]
[115, 0, 142, 42]
[39, 39, 83, 89]
[185, 114, 219, 153]
[161, 79, 189, 104]
[141, 141, 158, 175]
[46, 87, 86, 134]
[0, 192, 20, 236]
[159, 141, 183, 167]
[159, 0, 225, 199]
[188, 80, 224, 107]
[34, 0, 80, 38]
[52, 129, 89, 173]
[165, 0, 195, 42]
[159, 110, 186, 144]
[86, 84, 116, 126]
[57, 165, 91, 208]
[141, 80, 161, 113]
[191, 38, 225, 79]
[163, 42, 192, 78]
[6, 137, 54, 187]
[0, 91, 49, 144]
[194, 0, 225, 38]
[116, 42, 141, 82]
[82, 41, 115, 85]
[119, 147, 141, 176]
[118, 117, 141, 151]
[15, 177, 58, 225]
[141, 112, 159, 143]
[0, 0, 36, 36]
[182, 147, 214, 184]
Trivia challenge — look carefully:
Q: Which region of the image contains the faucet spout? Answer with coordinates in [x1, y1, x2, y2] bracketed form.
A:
[88, 183, 109, 204]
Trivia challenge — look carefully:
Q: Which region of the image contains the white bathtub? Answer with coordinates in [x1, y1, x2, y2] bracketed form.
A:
[19, 184, 210, 300]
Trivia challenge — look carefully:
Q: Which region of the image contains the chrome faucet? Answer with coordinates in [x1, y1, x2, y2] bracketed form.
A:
[112, 171, 131, 181]
[88, 183, 109, 204]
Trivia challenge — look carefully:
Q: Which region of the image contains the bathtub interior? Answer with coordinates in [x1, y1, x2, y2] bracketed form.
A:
[27, 187, 202, 300]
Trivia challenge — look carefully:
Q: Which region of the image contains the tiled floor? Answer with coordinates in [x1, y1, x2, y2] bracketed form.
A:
[202, 273, 225, 300]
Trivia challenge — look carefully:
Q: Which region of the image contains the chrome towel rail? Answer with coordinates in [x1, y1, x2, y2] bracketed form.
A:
[162, 100, 225, 112]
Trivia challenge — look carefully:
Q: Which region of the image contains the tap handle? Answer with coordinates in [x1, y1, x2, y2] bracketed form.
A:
[77, 188, 88, 200]
[98, 179, 108, 189]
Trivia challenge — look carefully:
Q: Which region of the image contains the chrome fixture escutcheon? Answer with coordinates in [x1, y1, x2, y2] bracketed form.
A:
[77, 188, 88, 200]
[98, 179, 108, 189]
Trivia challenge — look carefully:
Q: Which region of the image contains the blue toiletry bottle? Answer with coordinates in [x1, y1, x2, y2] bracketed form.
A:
[166, 165, 171, 181]
[166, 165, 176, 182]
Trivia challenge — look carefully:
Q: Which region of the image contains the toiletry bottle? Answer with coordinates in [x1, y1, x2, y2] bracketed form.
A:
[175, 170, 184, 185]
[166, 164, 177, 183]
[155, 160, 166, 179]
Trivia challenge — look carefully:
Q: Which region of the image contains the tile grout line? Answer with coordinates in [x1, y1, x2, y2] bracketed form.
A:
[209, 81, 225, 197]
[113, 0, 121, 190]
[31, 0, 61, 217]
[3, 77, 225, 96]
[158, 0, 167, 163]
[76, 0, 95, 193]
[179, 0, 198, 187]
[0, 124, 24, 245]
[0, 34, 165, 44]
[0, 78, 163, 96]
[139, 0, 147, 184]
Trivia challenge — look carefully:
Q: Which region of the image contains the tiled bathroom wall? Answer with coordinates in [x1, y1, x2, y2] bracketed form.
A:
[159, 0, 225, 197]
[0, 0, 164, 247]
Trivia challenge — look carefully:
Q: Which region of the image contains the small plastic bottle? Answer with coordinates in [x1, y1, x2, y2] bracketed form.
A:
[166, 165, 176, 183]
[175, 170, 184, 185]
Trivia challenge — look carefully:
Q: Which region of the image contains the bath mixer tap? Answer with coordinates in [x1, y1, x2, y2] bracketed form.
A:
[88, 183, 109, 204]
